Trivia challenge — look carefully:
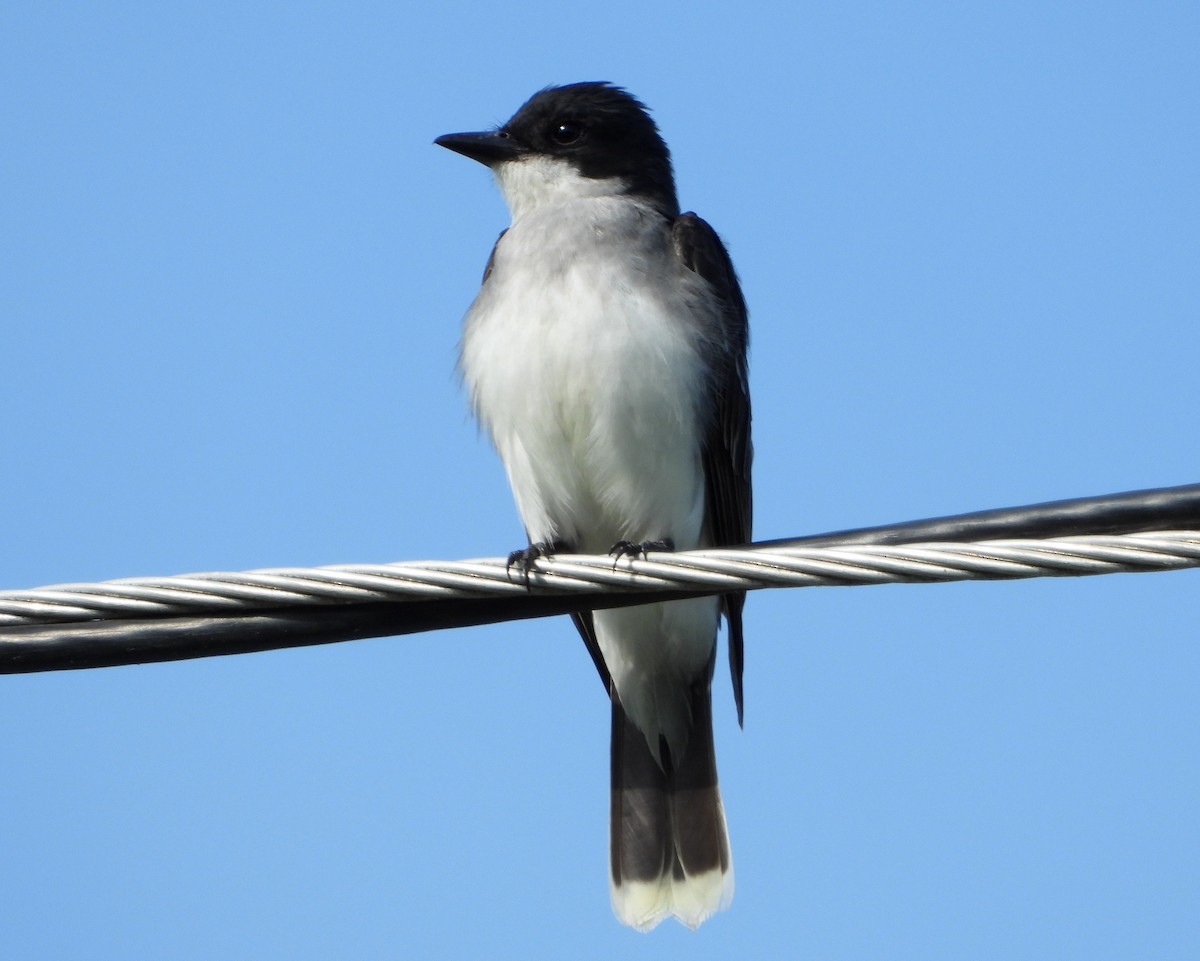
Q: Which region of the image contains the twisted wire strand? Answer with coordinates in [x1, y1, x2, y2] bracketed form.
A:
[3, 530, 1198, 628]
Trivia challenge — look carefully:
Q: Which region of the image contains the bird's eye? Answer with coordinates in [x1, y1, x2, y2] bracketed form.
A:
[550, 121, 582, 145]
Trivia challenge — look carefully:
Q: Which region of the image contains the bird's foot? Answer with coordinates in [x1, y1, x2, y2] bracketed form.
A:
[506, 540, 569, 588]
[609, 538, 675, 567]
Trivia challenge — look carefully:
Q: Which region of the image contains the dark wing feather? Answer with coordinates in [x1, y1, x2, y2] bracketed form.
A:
[672, 213, 753, 726]
[572, 610, 613, 694]
[481, 229, 507, 285]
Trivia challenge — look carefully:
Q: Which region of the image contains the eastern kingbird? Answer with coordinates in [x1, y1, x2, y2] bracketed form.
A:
[436, 82, 752, 931]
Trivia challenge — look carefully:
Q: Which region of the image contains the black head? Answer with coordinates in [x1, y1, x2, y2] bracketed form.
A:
[436, 82, 678, 216]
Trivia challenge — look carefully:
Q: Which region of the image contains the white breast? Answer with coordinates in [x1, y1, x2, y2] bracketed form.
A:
[460, 194, 715, 554]
[459, 185, 724, 749]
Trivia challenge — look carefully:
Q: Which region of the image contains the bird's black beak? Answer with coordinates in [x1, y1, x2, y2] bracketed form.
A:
[434, 130, 526, 167]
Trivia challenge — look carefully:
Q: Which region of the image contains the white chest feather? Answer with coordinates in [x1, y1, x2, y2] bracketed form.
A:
[457, 160, 728, 749]
[459, 194, 715, 553]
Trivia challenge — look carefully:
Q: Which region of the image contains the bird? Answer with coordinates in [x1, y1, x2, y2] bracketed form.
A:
[435, 82, 752, 931]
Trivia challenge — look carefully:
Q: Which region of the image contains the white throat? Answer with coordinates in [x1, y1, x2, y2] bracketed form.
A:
[493, 155, 625, 222]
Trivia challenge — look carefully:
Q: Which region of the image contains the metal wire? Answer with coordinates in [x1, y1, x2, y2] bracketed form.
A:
[3, 483, 1198, 675]
[3, 531, 1199, 629]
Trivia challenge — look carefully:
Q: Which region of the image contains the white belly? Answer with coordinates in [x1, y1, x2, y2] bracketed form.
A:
[459, 197, 722, 751]
[461, 200, 714, 552]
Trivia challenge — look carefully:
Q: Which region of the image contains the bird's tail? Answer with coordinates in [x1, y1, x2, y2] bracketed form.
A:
[608, 682, 733, 931]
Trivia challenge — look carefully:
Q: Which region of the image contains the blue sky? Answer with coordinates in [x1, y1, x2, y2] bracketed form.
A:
[2, 2, 1198, 958]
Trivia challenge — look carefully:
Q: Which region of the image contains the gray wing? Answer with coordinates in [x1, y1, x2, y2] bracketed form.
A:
[672, 212, 753, 726]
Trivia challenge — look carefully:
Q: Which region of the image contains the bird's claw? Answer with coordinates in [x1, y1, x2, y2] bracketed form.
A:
[506, 540, 568, 589]
[608, 538, 675, 568]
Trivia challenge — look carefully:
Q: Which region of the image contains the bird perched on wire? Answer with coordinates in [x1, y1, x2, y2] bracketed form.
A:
[436, 82, 752, 931]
